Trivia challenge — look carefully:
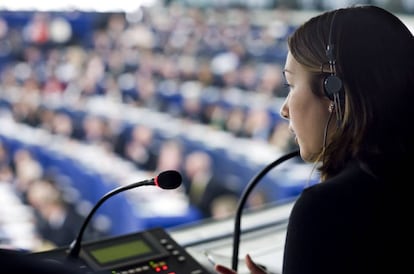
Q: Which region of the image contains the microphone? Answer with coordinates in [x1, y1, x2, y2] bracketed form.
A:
[67, 170, 182, 260]
[231, 150, 300, 271]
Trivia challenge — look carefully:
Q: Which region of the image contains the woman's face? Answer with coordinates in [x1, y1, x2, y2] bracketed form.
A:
[280, 51, 332, 162]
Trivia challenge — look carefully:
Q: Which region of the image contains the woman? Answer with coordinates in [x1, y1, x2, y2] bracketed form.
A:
[215, 5, 413, 274]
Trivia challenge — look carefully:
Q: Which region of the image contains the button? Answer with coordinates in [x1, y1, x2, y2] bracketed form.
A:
[177, 256, 186, 262]
[172, 250, 180, 255]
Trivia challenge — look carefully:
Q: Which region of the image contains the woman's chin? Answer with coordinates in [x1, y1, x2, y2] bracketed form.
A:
[299, 149, 318, 163]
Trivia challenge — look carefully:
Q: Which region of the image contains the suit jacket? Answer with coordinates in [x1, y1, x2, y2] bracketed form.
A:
[282, 160, 409, 274]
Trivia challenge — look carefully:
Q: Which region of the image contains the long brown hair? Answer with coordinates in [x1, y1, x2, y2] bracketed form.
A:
[288, 5, 414, 180]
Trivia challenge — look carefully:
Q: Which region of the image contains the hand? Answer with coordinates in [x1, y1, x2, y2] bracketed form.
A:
[214, 254, 268, 274]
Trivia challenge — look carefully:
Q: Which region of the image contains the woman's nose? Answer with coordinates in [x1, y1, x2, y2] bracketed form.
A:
[280, 99, 289, 120]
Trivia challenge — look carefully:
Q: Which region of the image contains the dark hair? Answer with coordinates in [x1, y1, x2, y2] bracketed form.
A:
[288, 5, 414, 179]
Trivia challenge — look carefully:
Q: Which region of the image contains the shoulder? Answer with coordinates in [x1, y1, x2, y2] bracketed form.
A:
[303, 160, 377, 197]
[290, 161, 377, 221]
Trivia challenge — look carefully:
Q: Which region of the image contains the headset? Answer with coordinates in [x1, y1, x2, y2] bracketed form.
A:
[323, 10, 343, 124]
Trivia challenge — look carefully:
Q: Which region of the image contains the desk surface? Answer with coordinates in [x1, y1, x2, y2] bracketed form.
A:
[168, 200, 295, 274]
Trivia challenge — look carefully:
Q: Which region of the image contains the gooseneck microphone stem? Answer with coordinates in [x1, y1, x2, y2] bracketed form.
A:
[67, 179, 155, 260]
[231, 149, 300, 271]
[66, 170, 182, 260]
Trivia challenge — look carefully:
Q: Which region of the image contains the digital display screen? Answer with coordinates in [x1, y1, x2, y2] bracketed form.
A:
[89, 239, 153, 264]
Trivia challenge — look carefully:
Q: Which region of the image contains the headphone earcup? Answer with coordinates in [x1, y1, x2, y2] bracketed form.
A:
[323, 74, 343, 100]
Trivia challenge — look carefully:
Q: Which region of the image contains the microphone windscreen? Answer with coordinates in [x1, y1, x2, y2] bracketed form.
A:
[155, 170, 182, 189]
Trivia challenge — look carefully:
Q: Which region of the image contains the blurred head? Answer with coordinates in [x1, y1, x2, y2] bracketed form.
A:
[280, 5, 414, 179]
[26, 179, 64, 218]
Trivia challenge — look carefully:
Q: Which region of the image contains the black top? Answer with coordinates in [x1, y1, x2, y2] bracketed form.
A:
[0, 248, 84, 274]
[282, 160, 409, 274]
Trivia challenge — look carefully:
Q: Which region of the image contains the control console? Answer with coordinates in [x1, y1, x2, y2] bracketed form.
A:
[29, 227, 211, 274]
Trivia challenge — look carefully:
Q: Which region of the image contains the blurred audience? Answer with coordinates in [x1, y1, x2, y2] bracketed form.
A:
[0, 4, 305, 251]
[182, 150, 238, 219]
[11, 148, 43, 201]
[122, 124, 159, 171]
[25, 177, 102, 248]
